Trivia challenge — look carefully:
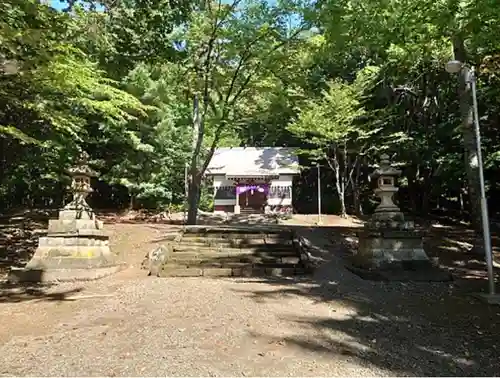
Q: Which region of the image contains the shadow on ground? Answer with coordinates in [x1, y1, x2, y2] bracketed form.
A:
[0, 282, 83, 303]
[97, 210, 284, 226]
[0, 212, 48, 278]
[3, 210, 500, 375]
[228, 225, 500, 376]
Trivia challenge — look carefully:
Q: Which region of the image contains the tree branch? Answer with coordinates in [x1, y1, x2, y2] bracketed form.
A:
[200, 120, 226, 174]
[224, 26, 306, 108]
[222, 30, 276, 105]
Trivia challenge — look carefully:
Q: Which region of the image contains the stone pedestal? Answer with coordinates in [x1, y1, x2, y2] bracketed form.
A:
[355, 220, 430, 270]
[10, 210, 121, 283]
[354, 218, 451, 281]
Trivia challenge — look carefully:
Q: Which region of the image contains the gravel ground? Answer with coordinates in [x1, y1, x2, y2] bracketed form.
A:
[0, 276, 391, 377]
[1, 223, 500, 376]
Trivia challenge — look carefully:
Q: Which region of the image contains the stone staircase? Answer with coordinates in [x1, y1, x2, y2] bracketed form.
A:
[158, 226, 312, 277]
[239, 207, 261, 215]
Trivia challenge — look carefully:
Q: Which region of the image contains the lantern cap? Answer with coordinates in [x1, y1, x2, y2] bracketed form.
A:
[370, 154, 401, 179]
[66, 151, 97, 177]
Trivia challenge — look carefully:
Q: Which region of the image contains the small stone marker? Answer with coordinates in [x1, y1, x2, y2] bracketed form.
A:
[147, 245, 171, 277]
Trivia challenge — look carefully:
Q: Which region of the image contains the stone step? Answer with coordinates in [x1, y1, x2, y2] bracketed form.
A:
[167, 255, 301, 266]
[177, 241, 223, 248]
[237, 256, 300, 265]
[160, 264, 308, 277]
[182, 232, 291, 240]
[263, 236, 294, 245]
[179, 239, 293, 247]
[179, 237, 267, 246]
[173, 245, 241, 253]
[173, 244, 295, 253]
[181, 234, 293, 244]
[182, 231, 264, 238]
[178, 240, 257, 248]
[170, 248, 299, 259]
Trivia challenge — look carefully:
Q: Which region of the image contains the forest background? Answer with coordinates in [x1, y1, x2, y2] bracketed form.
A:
[1, 0, 500, 229]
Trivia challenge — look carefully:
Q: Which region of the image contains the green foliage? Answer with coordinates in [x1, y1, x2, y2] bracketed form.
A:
[198, 184, 214, 212]
[99, 63, 192, 208]
[0, 0, 148, 210]
[2, 0, 500, 222]
[287, 67, 379, 215]
[177, 0, 309, 152]
[289, 79, 365, 147]
[300, 0, 500, 218]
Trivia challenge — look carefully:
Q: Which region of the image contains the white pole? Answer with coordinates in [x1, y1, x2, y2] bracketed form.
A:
[470, 66, 495, 295]
[317, 164, 322, 225]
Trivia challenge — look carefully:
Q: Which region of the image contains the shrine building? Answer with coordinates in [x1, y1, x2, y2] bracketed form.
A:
[205, 147, 300, 214]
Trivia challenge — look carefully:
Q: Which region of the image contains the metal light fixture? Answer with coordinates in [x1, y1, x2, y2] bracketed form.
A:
[444, 60, 463, 74]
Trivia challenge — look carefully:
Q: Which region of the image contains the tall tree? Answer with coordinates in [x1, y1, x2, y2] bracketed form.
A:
[175, 0, 309, 224]
[288, 66, 379, 217]
[98, 63, 192, 209]
[310, 0, 500, 226]
[0, 0, 146, 209]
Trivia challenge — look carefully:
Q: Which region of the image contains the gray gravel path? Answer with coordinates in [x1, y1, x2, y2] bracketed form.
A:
[1, 224, 499, 377]
[0, 275, 389, 377]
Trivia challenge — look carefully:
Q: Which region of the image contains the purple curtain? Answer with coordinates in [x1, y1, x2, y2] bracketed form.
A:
[236, 184, 269, 195]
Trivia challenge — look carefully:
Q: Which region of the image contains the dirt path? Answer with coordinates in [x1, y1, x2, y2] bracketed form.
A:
[0, 223, 169, 344]
[0, 222, 500, 376]
[0, 223, 387, 376]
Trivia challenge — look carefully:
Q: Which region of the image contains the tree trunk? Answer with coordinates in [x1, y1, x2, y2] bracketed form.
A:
[453, 36, 482, 235]
[459, 183, 465, 213]
[339, 176, 347, 218]
[187, 93, 203, 225]
[352, 160, 363, 216]
[332, 154, 347, 218]
[129, 193, 135, 210]
[339, 189, 347, 218]
[340, 143, 348, 218]
[187, 173, 201, 224]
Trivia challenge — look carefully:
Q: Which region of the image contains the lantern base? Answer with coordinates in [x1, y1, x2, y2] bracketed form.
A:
[371, 210, 405, 222]
[355, 227, 429, 267]
[10, 207, 120, 283]
[353, 224, 451, 282]
[8, 264, 125, 283]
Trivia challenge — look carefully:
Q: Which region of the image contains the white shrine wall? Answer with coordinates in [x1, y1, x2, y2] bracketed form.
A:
[267, 175, 293, 206]
[212, 175, 236, 210]
[211, 174, 295, 212]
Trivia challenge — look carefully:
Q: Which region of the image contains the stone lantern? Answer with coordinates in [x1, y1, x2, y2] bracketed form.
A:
[10, 152, 121, 283]
[351, 154, 449, 281]
[64, 152, 97, 214]
[371, 154, 403, 221]
[60, 152, 102, 228]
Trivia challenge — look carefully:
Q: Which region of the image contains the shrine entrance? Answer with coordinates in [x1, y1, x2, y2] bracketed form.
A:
[236, 183, 269, 213]
[241, 188, 266, 210]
